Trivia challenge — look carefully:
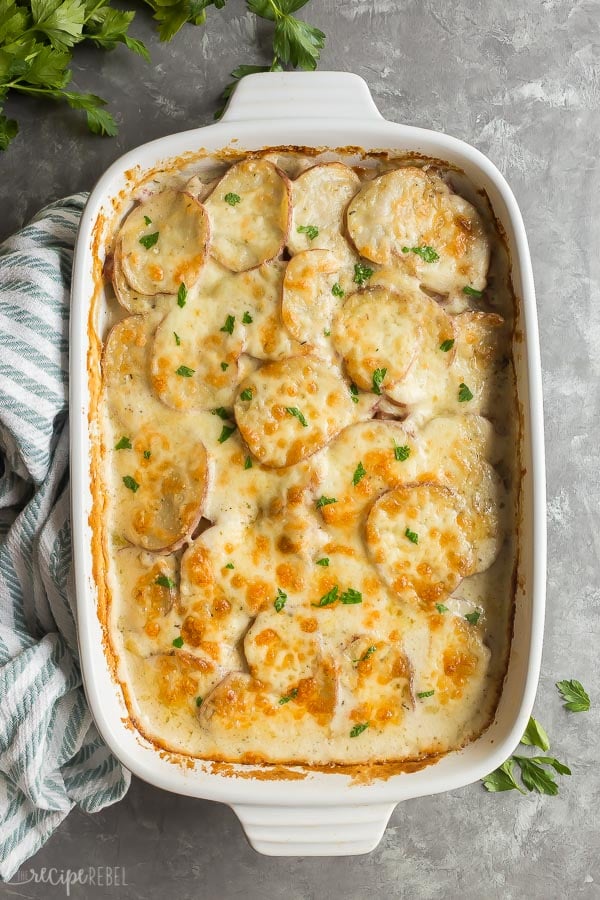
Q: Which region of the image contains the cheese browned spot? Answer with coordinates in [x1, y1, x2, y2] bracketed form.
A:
[119, 190, 210, 295]
[205, 158, 291, 272]
[234, 356, 356, 468]
[346, 166, 489, 295]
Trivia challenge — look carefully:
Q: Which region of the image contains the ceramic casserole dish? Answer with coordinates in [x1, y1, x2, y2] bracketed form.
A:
[70, 71, 545, 856]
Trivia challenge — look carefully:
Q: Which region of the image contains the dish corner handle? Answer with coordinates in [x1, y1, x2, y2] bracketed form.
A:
[221, 71, 383, 123]
[231, 801, 396, 856]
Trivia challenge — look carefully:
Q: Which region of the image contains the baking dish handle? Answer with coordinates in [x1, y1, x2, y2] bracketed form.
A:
[231, 801, 396, 856]
[221, 71, 383, 123]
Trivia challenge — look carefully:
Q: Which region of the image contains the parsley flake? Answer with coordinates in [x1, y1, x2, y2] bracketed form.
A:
[401, 245, 439, 263]
[176, 365, 194, 377]
[352, 461, 366, 486]
[465, 610, 481, 625]
[242, 311, 253, 324]
[353, 263, 374, 286]
[350, 722, 369, 738]
[172, 636, 184, 649]
[435, 603, 449, 614]
[221, 362, 229, 371]
[240, 388, 253, 402]
[196, 696, 203, 707]
[332, 283, 345, 298]
[285, 406, 308, 427]
[279, 688, 298, 705]
[143, 450, 151, 459]
[218, 425, 236, 444]
[115, 436, 132, 450]
[155, 575, 175, 589]
[274, 587, 287, 613]
[316, 495, 337, 509]
[244, 455, 253, 470]
[463, 285, 483, 298]
[174, 332, 181, 345]
[458, 382, 474, 402]
[341, 587, 362, 605]
[313, 585, 338, 607]
[225, 563, 234, 570]
[297, 224, 319, 240]
[224, 192, 241, 206]
[316, 558, 329, 567]
[323, 329, 331, 337]
[439, 338, 455, 352]
[139, 231, 159, 249]
[177, 283, 187, 307]
[556, 679, 590, 712]
[350, 383, 359, 403]
[122, 475, 139, 492]
[417, 690, 435, 699]
[212, 407, 231, 420]
[143, 215, 152, 226]
[372, 367, 387, 395]
[357, 646, 377, 663]
[220, 314, 235, 335]
[393, 442, 410, 462]
[405, 527, 419, 544]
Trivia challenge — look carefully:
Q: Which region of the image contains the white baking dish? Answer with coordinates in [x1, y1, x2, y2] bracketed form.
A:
[70, 72, 545, 856]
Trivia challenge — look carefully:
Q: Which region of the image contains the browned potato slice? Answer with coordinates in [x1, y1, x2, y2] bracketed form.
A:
[287, 162, 361, 259]
[366, 483, 475, 606]
[119, 190, 210, 295]
[340, 637, 415, 721]
[244, 610, 321, 695]
[346, 167, 490, 294]
[446, 311, 507, 416]
[234, 356, 356, 468]
[204, 159, 291, 272]
[281, 249, 342, 351]
[332, 286, 422, 393]
[103, 313, 165, 431]
[198, 672, 273, 730]
[112, 423, 209, 553]
[143, 650, 218, 712]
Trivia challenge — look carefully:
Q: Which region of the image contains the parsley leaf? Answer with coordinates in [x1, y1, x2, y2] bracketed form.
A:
[211, 407, 231, 419]
[372, 367, 387, 395]
[439, 338, 455, 352]
[349, 383, 359, 403]
[357, 645, 376, 663]
[483, 759, 526, 794]
[513, 757, 559, 795]
[196, 696, 203, 707]
[242, 310, 253, 324]
[144, 215, 152, 225]
[393, 441, 410, 461]
[247, 0, 325, 70]
[224, 192, 241, 205]
[139, 231, 159, 249]
[285, 406, 308, 427]
[244, 455, 253, 469]
[316, 557, 329, 566]
[350, 722, 369, 738]
[405, 527, 418, 544]
[177, 283, 187, 307]
[435, 603, 448, 613]
[279, 687, 298, 704]
[458, 382, 474, 403]
[115, 435, 132, 450]
[274, 587, 287, 612]
[316, 495, 337, 509]
[174, 332, 181, 345]
[464, 610, 481, 625]
[312, 585, 338, 607]
[332, 282, 344, 298]
[176, 365, 194, 377]
[417, 690, 435, 699]
[463, 285, 483, 298]
[521, 716, 550, 751]
[353, 262, 374, 286]
[220, 361, 229, 371]
[352, 461, 366, 486]
[122, 475, 139, 492]
[297, 224, 319, 240]
[225, 562, 234, 569]
[401, 245, 439, 263]
[218, 424, 236, 443]
[556, 679, 590, 712]
[172, 635, 184, 649]
[155, 574, 175, 589]
[340, 587, 362, 605]
[240, 388, 253, 401]
[220, 314, 235, 334]
[143, 449, 151, 459]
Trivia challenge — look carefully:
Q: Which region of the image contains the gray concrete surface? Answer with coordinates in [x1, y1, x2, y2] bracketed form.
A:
[2, 0, 599, 897]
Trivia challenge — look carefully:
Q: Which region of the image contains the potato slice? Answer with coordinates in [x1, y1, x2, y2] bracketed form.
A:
[287, 162, 361, 260]
[445, 311, 507, 416]
[244, 610, 323, 695]
[281, 249, 342, 351]
[103, 313, 166, 431]
[234, 356, 356, 468]
[332, 286, 423, 393]
[119, 190, 210, 296]
[366, 483, 475, 605]
[346, 167, 490, 294]
[141, 650, 219, 712]
[112, 421, 209, 553]
[204, 158, 291, 272]
[198, 672, 273, 731]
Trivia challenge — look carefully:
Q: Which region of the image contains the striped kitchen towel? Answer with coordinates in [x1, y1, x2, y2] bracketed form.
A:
[0, 195, 130, 882]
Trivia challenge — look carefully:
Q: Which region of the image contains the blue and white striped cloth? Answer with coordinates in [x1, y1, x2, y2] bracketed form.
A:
[0, 195, 130, 882]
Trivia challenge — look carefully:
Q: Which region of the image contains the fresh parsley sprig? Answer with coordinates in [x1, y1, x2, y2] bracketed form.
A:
[483, 715, 571, 796]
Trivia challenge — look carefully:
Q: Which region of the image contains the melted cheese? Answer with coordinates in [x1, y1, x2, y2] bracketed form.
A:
[100, 153, 518, 766]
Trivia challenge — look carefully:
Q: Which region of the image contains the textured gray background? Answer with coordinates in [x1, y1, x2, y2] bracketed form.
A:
[2, 0, 599, 897]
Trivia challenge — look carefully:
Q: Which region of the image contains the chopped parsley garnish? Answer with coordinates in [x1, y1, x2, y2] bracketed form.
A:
[139, 231, 159, 249]
[212, 407, 231, 420]
[174, 332, 181, 345]
[435, 603, 449, 614]
[279, 688, 298, 705]
[143, 450, 151, 459]
[115, 436, 132, 450]
[285, 406, 308, 427]
[350, 383, 359, 403]
[122, 475, 139, 492]
[316, 558, 329, 567]
[350, 722, 369, 738]
[143, 215, 152, 226]
[224, 192, 241, 206]
[221, 362, 229, 371]
[353, 262, 374, 286]
[405, 527, 419, 544]
[332, 282, 345, 298]
[225, 563, 234, 570]
[372, 367, 387, 395]
[240, 388, 253, 401]
[313, 585, 339, 607]
[195, 696, 203, 707]
[176, 365, 195, 377]
[352, 461, 366, 486]
[297, 224, 319, 240]
[316, 495, 337, 509]
[172, 635, 184, 649]
[556, 679, 590, 712]
[393, 442, 410, 462]
[463, 285, 483, 297]
[274, 587, 287, 613]
[417, 690, 435, 699]
[218, 424, 236, 444]
[356, 645, 377, 663]
[244, 455, 253, 470]
[439, 338, 455, 352]
[341, 587, 362, 605]
[220, 314, 235, 335]
[155, 574, 175, 589]
[177, 283, 187, 307]
[465, 610, 481, 625]
[323, 329, 331, 337]
[458, 382, 474, 402]
[242, 311, 253, 324]
[401, 245, 439, 263]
